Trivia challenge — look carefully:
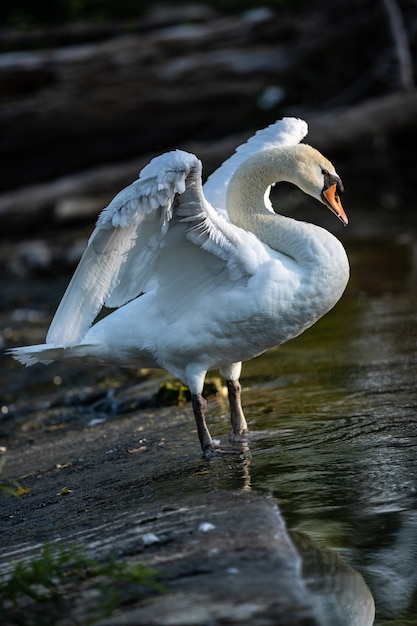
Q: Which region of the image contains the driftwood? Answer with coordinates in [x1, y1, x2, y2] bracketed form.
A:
[0, 89, 416, 232]
[381, 0, 414, 91]
[0, 1, 416, 234]
[307, 90, 417, 151]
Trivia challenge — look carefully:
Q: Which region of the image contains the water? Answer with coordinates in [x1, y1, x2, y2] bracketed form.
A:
[2, 235, 417, 625]
[227, 236, 417, 625]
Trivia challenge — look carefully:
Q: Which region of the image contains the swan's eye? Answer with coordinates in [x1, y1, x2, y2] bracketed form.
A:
[322, 169, 344, 197]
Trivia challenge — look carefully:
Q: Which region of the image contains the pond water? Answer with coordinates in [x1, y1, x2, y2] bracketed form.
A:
[228, 236, 417, 626]
[1, 235, 417, 625]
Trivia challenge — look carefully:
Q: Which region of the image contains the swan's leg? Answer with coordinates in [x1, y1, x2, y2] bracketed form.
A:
[191, 393, 215, 454]
[187, 369, 217, 456]
[220, 362, 248, 442]
[226, 379, 248, 441]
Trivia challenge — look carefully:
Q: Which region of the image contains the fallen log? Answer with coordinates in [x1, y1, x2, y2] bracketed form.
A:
[0, 90, 416, 234]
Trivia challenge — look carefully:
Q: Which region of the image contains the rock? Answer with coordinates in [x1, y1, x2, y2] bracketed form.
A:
[0, 387, 374, 626]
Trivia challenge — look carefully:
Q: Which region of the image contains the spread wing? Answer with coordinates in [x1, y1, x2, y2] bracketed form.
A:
[46, 118, 308, 347]
[203, 117, 308, 216]
[46, 149, 258, 346]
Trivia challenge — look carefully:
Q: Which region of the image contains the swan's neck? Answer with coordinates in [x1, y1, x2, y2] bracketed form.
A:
[226, 147, 336, 264]
[225, 145, 349, 343]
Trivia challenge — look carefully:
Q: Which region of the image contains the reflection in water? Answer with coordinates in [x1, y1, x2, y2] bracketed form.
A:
[291, 530, 375, 626]
[2, 238, 416, 625]
[357, 510, 417, 621]
[230, 238, 417, 626]
[204, 453, 376, 625]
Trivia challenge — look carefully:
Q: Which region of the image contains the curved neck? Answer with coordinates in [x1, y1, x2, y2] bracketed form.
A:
[226, 146, 328, 262]
[224, 145, 350, 327]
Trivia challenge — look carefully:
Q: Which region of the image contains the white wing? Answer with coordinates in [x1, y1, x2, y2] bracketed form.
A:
[203, 117, 308, 217]
[46, 149, 257, 346]
[46, 118, 308, 347]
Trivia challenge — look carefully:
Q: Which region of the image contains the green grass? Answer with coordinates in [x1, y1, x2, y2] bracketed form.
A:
[0, 543, 163, 626]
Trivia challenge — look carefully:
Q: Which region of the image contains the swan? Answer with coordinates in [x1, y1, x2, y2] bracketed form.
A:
[9, 117, 350, 456]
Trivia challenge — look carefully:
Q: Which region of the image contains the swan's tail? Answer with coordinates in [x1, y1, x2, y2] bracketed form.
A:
[8, 343, 97, 367]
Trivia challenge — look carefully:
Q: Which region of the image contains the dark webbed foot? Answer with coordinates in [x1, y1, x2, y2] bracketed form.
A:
[202, 442, 249, 458]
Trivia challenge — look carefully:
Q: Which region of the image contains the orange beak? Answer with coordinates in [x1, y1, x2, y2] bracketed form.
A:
[322, 183, 348, 225]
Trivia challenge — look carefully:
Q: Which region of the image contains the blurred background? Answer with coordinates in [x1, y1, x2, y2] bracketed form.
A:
[1, 6, 417, 625]
[1, 0, 417, 379]
[1, 1, 416, 398]
[0, 0, 416, 244]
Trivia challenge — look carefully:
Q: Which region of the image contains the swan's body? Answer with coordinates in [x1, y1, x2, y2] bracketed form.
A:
[10, 118, 349, 455]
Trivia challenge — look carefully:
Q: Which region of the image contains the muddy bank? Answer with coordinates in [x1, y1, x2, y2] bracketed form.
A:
[0, 380, 374, 626]
[1, 3, 415, 623]
[3, 229, 417, 624]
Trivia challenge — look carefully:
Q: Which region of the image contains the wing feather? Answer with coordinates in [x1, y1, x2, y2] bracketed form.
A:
[46, 119, 307, 347]
[203, 117, 308, 216]
[47, 150, 200, 345]
[46, 148, 257, 347]
[175, 169, 267, 280]
[46, 224, 138, 345]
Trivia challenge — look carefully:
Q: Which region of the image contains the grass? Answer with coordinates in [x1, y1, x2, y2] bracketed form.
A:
[0, 543, 163, 626]
[0, 457, 30, 498]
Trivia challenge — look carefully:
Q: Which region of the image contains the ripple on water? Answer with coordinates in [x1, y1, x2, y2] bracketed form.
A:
[2, 237, 417, 625]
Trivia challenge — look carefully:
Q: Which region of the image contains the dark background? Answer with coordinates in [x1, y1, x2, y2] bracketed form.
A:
[0, 0, 416, 240]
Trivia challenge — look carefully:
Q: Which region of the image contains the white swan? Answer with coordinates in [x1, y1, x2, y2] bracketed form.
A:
[9, 118, 350, 455]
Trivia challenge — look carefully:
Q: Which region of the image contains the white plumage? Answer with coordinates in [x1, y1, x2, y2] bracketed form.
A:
[9, 118, 350, 455]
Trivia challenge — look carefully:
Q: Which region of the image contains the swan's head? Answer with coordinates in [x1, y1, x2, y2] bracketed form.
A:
[226, 142, 348, 227]
[292, 144, 348, 225]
